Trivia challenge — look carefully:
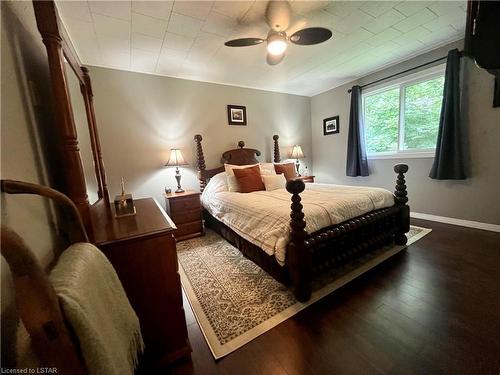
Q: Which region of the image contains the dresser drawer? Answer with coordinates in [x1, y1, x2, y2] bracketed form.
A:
[175, 221, 203, 239]
[173, 208, 202, 225]
[170, 197, 200, 213]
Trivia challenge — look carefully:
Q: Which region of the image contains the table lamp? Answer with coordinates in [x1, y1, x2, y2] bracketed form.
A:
[290, 145, 304, 176]
[165, 148, 188, 193]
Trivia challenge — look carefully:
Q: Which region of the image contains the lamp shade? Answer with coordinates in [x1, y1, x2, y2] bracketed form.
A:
[290, 145, 304, 159]
[165, 148, 188, 167]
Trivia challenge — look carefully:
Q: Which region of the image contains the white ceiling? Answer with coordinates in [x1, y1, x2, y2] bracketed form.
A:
[56, 0, 466, 96]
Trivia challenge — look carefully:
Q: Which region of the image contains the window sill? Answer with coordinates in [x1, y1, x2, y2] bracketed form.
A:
[367, 152, 435, 160]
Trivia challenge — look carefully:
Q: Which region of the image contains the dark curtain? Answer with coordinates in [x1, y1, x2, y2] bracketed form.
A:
[429, 49, 466, 179]
[346, 85, 369, 176]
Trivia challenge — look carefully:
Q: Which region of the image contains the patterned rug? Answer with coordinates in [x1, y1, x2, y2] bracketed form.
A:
[177, 226, 431, 359]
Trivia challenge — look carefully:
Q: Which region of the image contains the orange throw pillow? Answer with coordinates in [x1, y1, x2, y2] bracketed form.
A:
[274, 163, 297, 181]
[233, 165, 265, 193]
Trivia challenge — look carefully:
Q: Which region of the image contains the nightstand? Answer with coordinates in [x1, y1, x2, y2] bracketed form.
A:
[296, 175, 315, 183]
[164, 191, 204, 241]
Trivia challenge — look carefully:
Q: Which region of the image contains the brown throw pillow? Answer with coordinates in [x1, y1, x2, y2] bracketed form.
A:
[274, 163, 297, 181]
[232, 165, 265, 193]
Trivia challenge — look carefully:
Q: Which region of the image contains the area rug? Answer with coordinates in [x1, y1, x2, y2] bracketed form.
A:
[177, 226, 431, 359]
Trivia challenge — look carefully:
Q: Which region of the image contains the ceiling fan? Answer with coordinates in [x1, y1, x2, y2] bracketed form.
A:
[224, 0, 333, 65]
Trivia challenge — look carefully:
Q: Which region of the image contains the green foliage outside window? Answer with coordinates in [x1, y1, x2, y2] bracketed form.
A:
[363, 75, 444, 154]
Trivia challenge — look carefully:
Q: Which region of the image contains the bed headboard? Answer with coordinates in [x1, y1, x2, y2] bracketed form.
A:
[195, 134, 280, 192]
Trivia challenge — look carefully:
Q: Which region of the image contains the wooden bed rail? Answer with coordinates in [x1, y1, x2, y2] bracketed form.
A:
[285, 164, 410, 302]
[1, 180, 88, 373]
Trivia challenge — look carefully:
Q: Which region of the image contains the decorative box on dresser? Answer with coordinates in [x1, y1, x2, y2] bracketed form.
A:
[90, 198, 190, 370]
[164, 191, 204, 241]
[296, 175, 315, 183]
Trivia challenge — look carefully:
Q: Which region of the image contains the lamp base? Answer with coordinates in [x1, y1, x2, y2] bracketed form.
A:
[175, 188, 185, 193]
[295, 160, 301, 177]
[174, 168, 184, 193]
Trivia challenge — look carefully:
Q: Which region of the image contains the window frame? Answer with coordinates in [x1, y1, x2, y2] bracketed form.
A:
[362, 64, 446, 159]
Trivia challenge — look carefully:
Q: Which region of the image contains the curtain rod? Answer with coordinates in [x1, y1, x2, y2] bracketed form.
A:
[347, 50, 464, 93]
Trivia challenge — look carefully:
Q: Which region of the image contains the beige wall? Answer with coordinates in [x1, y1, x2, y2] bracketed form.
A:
[88, 66, 312, 205]
[1, 0, 65, 364]
[311, 40, 500, 225]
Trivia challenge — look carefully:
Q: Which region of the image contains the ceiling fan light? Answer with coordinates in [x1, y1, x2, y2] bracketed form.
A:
[267, 32, 287, 56]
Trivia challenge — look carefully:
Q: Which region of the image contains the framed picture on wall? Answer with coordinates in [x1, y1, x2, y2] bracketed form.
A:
[227, 105, 247, 125]
[323, 116, 339, 135]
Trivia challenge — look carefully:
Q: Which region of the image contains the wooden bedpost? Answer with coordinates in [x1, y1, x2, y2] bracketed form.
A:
[393, 164, 410, 245]
[286, 178, 311, 302]
[194, 134, 207, 192]
[273, 135, 280, 162]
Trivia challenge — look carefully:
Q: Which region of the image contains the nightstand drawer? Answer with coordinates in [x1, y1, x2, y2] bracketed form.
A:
[170, 197, 200, 213]
[175, 221, 203, 239]
[173, 208, 201, 225]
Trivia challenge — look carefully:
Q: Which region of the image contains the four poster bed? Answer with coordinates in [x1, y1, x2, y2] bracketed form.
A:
[194, 134, 410, 302]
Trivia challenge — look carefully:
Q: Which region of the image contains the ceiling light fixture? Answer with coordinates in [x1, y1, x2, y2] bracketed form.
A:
[267, 31, 287, 56]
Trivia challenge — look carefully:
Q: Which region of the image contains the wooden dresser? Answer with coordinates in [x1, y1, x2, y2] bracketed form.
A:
[90, 198, 190, 370]
[164, 191, 204, 241]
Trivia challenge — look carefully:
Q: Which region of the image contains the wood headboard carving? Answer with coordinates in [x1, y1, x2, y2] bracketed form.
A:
[194, 135, 263, 192]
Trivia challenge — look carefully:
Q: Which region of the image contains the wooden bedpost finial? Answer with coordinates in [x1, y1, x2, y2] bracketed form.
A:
[194, 134, 207, 192]
[393, 163, 410, 245]
[238, 141, 245, 149]
[273, 135, 280, 163]
[393, 164, 409, 206]
[285, 178, 311, 302]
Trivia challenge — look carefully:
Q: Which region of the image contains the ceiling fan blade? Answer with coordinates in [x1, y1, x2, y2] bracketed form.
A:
[266, 52, 285, 65]
[224, 38, 265, 47]
[289, 27, 332, 45]
[265, 0, 292, 31]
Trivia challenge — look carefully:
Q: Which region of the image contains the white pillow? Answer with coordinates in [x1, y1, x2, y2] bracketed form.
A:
[262, 174, 287, 191]
[224, 163, 258, 192]
[260, 163, 277, 176]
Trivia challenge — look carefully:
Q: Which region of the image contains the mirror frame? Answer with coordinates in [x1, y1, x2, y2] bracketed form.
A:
[33, 0, 109, 229]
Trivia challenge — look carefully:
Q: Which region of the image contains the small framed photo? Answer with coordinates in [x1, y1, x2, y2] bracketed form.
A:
[227, 105, 247, 126]
[323, 116, 339, 135]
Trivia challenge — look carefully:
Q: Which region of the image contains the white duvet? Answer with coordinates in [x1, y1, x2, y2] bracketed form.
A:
[201, 173, 394, 266]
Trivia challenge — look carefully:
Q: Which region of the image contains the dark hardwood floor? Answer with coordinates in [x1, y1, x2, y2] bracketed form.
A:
[169, 219, 500, 375]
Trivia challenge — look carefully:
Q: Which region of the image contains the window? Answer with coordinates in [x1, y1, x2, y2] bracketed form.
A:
[362, 65, 445, 158]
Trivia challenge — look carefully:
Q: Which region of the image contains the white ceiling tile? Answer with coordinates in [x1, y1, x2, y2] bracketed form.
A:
[334, 9, 375, 34]
[428, 1, 465, 16]
[56, 1, 92, 23]
[393, 1, 432, 17]
[325, 1, 365, 18]
[423, 7, 466, 32]
[101, 51, 131, 69]
[167, 12, 204, 38]
[98, 35, 130, 54]
[191, 32, 226, 58]
[89, 1, 131, 21]
[212, 1, 253, 19]
[392, 8, 437, 33]
[292, 1, 331, 16]
[418, 25, 461, 45]
[202, 12, 237, 37]
[392, 26, 432, 45]
[163, 32, 194, 52]
[361, 1, 399, 18]
[132, 1, 173, 20]
[93, 13, 130, 39]
[173, 1, 213, 20]
[131, 48, 158, 72]
[131, 33, 163, 53]
[132, 12, 168, 38]
[365, 27, 402, 47]
[362, 9, 406, 34]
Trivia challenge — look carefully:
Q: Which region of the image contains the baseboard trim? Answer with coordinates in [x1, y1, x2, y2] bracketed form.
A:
[410, 212, 500, 233]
